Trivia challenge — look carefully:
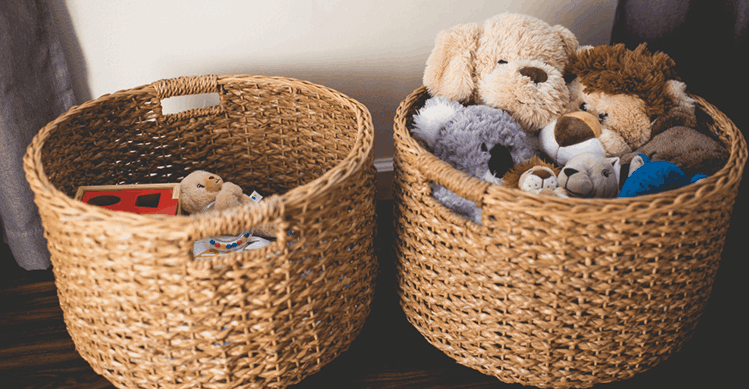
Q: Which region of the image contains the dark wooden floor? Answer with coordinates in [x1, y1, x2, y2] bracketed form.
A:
[1, 199, 747, 389]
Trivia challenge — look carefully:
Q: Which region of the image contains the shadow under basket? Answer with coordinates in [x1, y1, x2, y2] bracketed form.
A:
[23, 75, 378, 389]
[392, 86, 747, 389]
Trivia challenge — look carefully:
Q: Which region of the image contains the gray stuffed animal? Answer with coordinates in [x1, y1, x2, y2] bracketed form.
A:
[412, 96, 540, 223]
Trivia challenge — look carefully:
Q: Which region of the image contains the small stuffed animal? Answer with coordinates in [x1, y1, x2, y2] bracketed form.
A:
[518, 166, 570, 198]
[557, 152, 620, 198]
[412, 97, 540, 223]
[559, 43, 697, 156]
[423, 12, 579, 134]
[180, 170, 275, 238]
[502, 155, 567, 197]
[619, 154, 707, 198]
[620, 126, 728, 178]
[539, 111, 611, 166]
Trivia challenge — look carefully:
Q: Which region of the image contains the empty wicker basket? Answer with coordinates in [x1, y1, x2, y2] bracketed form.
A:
[24, 75, 378, 389]
[392, 86, 747, 388]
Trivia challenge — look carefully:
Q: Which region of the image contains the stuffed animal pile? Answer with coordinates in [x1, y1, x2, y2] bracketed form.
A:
[180, 170, 275, 252]
[412, 12, 729, 223]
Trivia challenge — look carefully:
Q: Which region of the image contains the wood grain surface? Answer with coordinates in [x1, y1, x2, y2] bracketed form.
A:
[1, 200, 746, 389]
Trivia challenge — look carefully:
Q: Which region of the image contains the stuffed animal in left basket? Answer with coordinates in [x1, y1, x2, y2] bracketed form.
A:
[180, 170, 276, 238]
[412, 97, 540, 223]
[423, 12, 579, 134]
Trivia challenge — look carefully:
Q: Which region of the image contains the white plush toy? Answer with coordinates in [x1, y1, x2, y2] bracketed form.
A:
[539, 111, 616, 166]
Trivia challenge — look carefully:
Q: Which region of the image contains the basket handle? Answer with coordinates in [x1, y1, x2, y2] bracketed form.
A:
[153, 75, 224, 120]
[188, 194, 288, 249]
[416, 153, 490, 206]
[154, 75, 220, 100]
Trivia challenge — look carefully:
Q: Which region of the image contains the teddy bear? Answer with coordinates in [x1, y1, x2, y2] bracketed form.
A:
[538, 110, 609, 166]
[541, 43, 697, 162]
[619, 126, 728, 178]
[411, 96, 540, 223]
[180, 170, 276, 238]
[557, 152, 620, 198]
[504, 152, 620, 199]
[423, 12, 579, 135]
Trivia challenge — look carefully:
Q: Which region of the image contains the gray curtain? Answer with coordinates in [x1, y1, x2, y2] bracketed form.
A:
[611, 0, 749, 370]
[1, 0, 76, 270]
[610, 0, 748, 133]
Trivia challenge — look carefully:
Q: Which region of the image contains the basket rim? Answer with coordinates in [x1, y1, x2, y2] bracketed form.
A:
[393, 85, 748, 217]
[23, 74, 374, 240]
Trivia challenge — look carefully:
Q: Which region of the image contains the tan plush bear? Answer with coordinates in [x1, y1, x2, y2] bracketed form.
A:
[557, 153, 620, 198]
[557, 43, 697, 157]
[423, 12, 579, 134]
[180, 170, 275, 238]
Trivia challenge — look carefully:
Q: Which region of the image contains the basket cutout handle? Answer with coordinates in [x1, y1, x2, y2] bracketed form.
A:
[187, 194, 289, 260]
[415, 153, 490, 207]
[154, 75, 224, 121]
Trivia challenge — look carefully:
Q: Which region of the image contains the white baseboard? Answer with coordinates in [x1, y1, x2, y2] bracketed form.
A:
[374, 157, 394, 201]
[374, 157, 393, 173]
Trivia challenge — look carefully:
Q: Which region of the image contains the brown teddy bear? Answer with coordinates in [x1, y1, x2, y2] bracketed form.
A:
[180, 170, 275, 238]
[620, 126, 728, 177]
[423, 12, 579, 134]
[551, 43, 697, 158]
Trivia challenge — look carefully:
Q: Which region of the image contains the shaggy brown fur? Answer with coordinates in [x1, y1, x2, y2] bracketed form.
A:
[502, 155, 560, 189]
[564, 43, 679, 119]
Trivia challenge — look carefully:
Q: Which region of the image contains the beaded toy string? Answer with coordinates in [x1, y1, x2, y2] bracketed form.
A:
[209, 232, 251, 250]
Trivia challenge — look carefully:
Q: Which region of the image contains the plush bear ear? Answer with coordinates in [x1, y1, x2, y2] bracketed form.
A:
[665, 79, 696, 110]
[552, 24, 580, 59]
[423, 23, 481, 103]
[651, 79, 698, 135]
[411, 97, 462, 149]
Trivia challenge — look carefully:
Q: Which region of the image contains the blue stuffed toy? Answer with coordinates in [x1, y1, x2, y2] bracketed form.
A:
[619, 154, 707, 198]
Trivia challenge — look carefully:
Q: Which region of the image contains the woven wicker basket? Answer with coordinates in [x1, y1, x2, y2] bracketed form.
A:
[23, 75, 378, 389]
[393, 86, 747, 389]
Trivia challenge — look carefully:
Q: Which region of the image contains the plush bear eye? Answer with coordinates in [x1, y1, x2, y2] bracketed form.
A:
[481, 143, 488, 152]
[498, 60, 508, 65]
[579, 102, 587, 111]
[197, 184, 204, 189]
[598, 112, 608, 122]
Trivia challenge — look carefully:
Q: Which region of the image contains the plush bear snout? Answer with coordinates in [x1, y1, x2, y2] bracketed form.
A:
[560, 167, 593, 196]
[204, 175, 223, 192]
[562, 167, 579, 177]
[519, 66, 548, 84]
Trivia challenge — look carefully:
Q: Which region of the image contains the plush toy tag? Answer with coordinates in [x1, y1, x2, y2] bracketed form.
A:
[250, 191, 263, 202]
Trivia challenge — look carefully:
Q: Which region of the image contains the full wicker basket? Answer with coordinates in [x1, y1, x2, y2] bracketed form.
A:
[23, 74, 378, 389]
[393, 86, 747, 388]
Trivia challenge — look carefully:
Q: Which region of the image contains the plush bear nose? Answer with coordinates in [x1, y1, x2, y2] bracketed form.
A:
[519, 66, 548, 84]
[205, 176, 223, 192]
[488, 144, 514, 179]
[563, 167, 579, 177]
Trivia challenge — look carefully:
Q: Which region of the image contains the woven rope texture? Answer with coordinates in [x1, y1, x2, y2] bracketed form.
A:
[24, 74, 378, 389]
[393, 86, 747, 389]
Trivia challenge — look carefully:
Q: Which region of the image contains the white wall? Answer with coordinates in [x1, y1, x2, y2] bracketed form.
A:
[51, 0, 619, 160]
